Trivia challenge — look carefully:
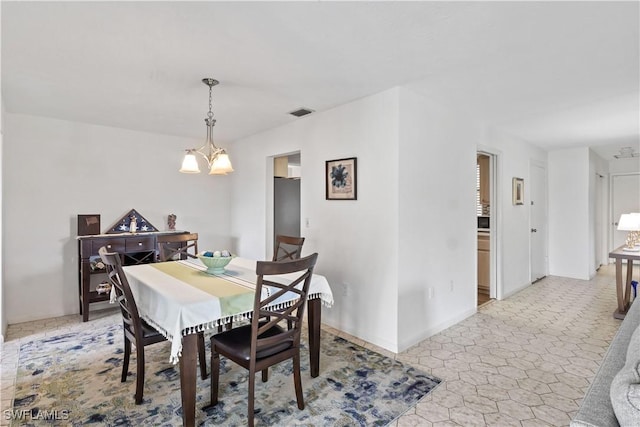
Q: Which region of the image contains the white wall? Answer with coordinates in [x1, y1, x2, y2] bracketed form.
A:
[3, 113, 232, 323]
[609, 156, 640, 174]
[230, 89, 401, 351]
[480, 128, 548, 298]
[230, 86, 547, 353]
[589, 150, 609, 273]
[397, 88, 479, 350]
[548, 147, 591, 279]
[0, 83, 5, 341]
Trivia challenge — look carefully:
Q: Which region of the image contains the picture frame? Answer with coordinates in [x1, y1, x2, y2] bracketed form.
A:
[77, 214, 101, 236]
[326, 157, 357, 200]
[512, 177, 524, 205]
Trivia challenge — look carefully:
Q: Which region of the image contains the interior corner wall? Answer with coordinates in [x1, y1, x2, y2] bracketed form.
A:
[229, 88, 401, 352]
[589, 149, 609, 274]
[3, 113, 232, 324]
[396, 87, 479, 351]
[0, 94, 4, 341]
[548, 147, 591, 280]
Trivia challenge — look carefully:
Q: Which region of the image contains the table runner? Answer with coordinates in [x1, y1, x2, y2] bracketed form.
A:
[122, 257, 333, 363]
[151, 262, 255, 316]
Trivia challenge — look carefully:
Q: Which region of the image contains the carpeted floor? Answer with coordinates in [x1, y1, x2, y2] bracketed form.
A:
[10, 318, 441, 426]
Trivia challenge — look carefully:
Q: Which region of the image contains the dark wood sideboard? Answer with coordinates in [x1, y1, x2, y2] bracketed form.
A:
[77, 231, 189, 321]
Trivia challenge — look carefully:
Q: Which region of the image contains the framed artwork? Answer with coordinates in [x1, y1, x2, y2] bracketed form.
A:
[512, 177, 524, 205]
[326, 157, 357, 200]
[77, 214, 101, 236]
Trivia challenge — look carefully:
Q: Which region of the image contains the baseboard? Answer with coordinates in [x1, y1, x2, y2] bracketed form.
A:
[500, 281, 532, 300]
[397, 306, 478, 353]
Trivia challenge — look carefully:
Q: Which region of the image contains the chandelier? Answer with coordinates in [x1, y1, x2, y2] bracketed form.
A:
[180, 78, 234, 175]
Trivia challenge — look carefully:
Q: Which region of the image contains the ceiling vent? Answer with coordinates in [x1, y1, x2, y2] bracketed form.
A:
[613, 146, 639, 159]
[289, 108, 315, 118]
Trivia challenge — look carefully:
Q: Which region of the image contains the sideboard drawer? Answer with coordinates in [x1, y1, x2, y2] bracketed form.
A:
[125, 236, 156, 252]
[93, 238, 126, 254]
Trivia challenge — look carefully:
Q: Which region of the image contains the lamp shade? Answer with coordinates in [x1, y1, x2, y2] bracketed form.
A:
[209, 152, 234, 175]
[180, 152, 201, 173]
[617, 213, 640, 231]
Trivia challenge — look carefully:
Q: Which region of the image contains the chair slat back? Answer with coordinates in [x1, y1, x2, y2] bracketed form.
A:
[99, 246, 143, 337]
[251, 253, 318, 355]
[272, 235, 305, 262]
[157, 232, 199, 261]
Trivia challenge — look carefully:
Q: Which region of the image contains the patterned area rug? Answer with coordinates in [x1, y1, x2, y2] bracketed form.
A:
[12, 322, 441, 426]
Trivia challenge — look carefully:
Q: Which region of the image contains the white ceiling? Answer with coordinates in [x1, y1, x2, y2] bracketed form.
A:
[2, 1, 639, 160]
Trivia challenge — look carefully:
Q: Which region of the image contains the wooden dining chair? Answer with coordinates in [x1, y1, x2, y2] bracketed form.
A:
[99, 247, 208, 404]
[272, 235, 305, 262]
[207, 253, 318, 427]
[157, 232, 199, 262]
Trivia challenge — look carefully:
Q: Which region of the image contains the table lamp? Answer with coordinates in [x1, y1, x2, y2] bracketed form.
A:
[617, 213, 640, 251]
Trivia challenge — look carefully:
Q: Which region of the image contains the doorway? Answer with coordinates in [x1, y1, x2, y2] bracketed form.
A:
[273, 153, 302, 246]
[477, 152, 495, 306]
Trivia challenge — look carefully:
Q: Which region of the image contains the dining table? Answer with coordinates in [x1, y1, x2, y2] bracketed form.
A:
[121, 256, 334, 427]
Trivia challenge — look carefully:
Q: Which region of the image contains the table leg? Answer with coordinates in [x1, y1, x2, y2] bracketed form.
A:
[307, 298, 321, 378]
[179, 334, 198, 427]
[625, 258, 633, 307]
[614, 257, 630, 320]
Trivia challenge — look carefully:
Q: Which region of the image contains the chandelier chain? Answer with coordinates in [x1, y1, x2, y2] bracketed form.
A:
[208, 83, 214, 119]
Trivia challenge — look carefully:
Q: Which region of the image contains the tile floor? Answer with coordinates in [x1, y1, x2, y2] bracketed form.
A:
[0, 264, 635, 426]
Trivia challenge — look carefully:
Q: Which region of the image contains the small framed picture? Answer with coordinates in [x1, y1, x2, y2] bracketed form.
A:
[77, 214, 101, 236]
[512, 177, 524, 205]
[326, 157, 357, 200]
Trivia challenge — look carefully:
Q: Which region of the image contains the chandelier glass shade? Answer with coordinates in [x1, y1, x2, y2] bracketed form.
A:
[180, 78, 234, 175]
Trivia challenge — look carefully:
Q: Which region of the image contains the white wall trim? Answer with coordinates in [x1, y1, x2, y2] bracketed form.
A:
[477, 144, 504, 300]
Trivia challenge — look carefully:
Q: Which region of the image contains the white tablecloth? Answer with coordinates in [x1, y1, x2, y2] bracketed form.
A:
[122, 257, 333, 363]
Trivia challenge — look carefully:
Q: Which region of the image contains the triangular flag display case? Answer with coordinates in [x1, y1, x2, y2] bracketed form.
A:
[106, 209, 158, 233]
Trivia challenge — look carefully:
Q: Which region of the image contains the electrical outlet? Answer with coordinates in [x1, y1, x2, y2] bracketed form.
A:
[428, 287, 434, 299]
[343, 283, 349, 296]
[450, 280, 454, 292]
[305, 218, 310, 228]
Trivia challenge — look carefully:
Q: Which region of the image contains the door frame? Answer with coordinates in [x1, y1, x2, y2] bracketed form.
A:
[266, 150, 302, 260]
[529, 160, 549, 282]
[477, 146, 502, 300]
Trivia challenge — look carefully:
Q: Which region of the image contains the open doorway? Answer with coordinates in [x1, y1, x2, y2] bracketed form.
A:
[477, 152, 495, 306]
[273, 153, 302, 244]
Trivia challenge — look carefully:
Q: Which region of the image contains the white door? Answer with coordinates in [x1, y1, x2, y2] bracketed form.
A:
[611, 173, 640, 250]
[530, 163, 547, 282]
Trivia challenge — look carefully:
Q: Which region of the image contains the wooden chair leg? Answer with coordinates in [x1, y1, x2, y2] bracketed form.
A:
[135, 344, 145, 404]
[248, 369, 255, 427]
[197, 332, 207, 380]
[262, 368, 268, 382]
[293, 353, 304, 410]
[210, 350, 220, 405]
[122, 337, 131, 382]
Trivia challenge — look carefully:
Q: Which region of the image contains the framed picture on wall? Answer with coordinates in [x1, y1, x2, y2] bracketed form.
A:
[326, 157, 357, 200]
[77, 214, 101, 236]
[512, 177, 524, 205]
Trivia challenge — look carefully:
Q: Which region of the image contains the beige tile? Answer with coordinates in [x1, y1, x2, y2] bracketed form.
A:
[463, 395, 498, 414]
[415, 400, 451, 422]
[449, 405, 485, 426]
[531, 404, 571, 425]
